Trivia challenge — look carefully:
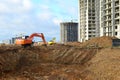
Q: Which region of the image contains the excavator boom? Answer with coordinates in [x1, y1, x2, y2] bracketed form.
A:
[28, 33, 47, 44]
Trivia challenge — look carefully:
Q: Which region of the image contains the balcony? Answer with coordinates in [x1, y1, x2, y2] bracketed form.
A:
[104, 0, 112, 5]
[115, 3, 119, 7]
[115, 20, 119, 25]
[104, 22, 112, 27]
[115, 13, 120, 19]
[115, 1, 119, 7]
[103, 7, 112, 11]
[104, 12, 112, 16]
[115, 7, 119, 13]
[105, 19, 112, 22]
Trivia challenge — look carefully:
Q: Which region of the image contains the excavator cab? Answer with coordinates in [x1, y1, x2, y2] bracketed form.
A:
[22, 36, 29, 39]
[15, 36, 32, 47]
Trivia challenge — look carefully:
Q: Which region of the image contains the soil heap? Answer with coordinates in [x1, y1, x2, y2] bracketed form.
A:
[0, 36, 119, 80]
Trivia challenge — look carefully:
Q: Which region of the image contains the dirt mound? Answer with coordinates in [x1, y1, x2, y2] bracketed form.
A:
[85, 48, 120, 80]
[63, 36, 116, 48]
[65, 42, 81, 46]
[82, 36, 116, 48]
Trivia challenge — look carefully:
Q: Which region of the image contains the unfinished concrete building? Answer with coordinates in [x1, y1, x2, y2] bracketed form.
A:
[78, 0, 99, 42]
[100, 0, 120, 39]
[60, 22, 78, 43]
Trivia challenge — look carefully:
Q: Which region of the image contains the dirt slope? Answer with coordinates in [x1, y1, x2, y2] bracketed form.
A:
[81, 36, 116, 48]
[0, 45, 98, 80]
[65, 36, 116, 48]
[0, 36, 120, 80]
[85, 48, 120, 80]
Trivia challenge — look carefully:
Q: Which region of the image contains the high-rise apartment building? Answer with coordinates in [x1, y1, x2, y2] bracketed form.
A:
[60, 22, 78, 43]
[100, 0, 120, 38]
[95, 0, 100, 37]
[78, 0, 99, 42]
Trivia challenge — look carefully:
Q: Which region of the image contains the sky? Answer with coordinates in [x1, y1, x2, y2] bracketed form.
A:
[0, 0, 78, 42]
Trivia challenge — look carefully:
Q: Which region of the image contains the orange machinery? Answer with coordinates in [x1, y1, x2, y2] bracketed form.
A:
[15, 33, 47, 47]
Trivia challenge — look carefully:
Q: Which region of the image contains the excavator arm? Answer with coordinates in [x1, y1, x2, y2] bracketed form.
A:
[28, 33, 47, 45]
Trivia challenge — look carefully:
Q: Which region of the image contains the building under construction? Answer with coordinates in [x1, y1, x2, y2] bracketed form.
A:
[78, 0, 120, 42]
[78, 0, 99, 42]
[100, 0, 120, 39]
[60, 22, 78, 43]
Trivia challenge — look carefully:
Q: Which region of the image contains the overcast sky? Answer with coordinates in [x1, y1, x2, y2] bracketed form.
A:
[0, 0, 78, 42]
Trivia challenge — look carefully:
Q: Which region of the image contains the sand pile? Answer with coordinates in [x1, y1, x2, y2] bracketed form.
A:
[85, 48, 120, 80]
[81, 36, 116, 48]
[63, 36, 116, 48]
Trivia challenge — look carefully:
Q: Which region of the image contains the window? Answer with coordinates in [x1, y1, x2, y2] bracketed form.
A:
[89, 35, 91, 37]
[89, 32, 92, 33]
[115, 1, 119, 6]
[108, 4, 111, 8]
[89, 21, 91, 23]
[89, 24, 91, 27]
[89, 28, 92, 30]
[89, 13, 91, 16]
[115, 13, 119, 18]
[115, 32, 117, 35]
[115, 7, 119, 12]
[92, 17, 95, 19]
[115, 19, 119, 24]
[108, 16, 111, 19]
[92, 14, 95, 16]
[115, 26, 117, 29]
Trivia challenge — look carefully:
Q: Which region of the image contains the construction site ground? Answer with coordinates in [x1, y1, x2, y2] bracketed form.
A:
[0, 36, 120, 80]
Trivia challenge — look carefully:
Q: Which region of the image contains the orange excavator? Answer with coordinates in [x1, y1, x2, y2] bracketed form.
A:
[15, 33, 47, 47]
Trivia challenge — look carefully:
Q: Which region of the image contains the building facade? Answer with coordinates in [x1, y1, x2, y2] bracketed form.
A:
[100, 0, 120, 38]
[60, 22, 78, 43]
[95, 0, 100, 37]
[78, 0, 100, 42]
